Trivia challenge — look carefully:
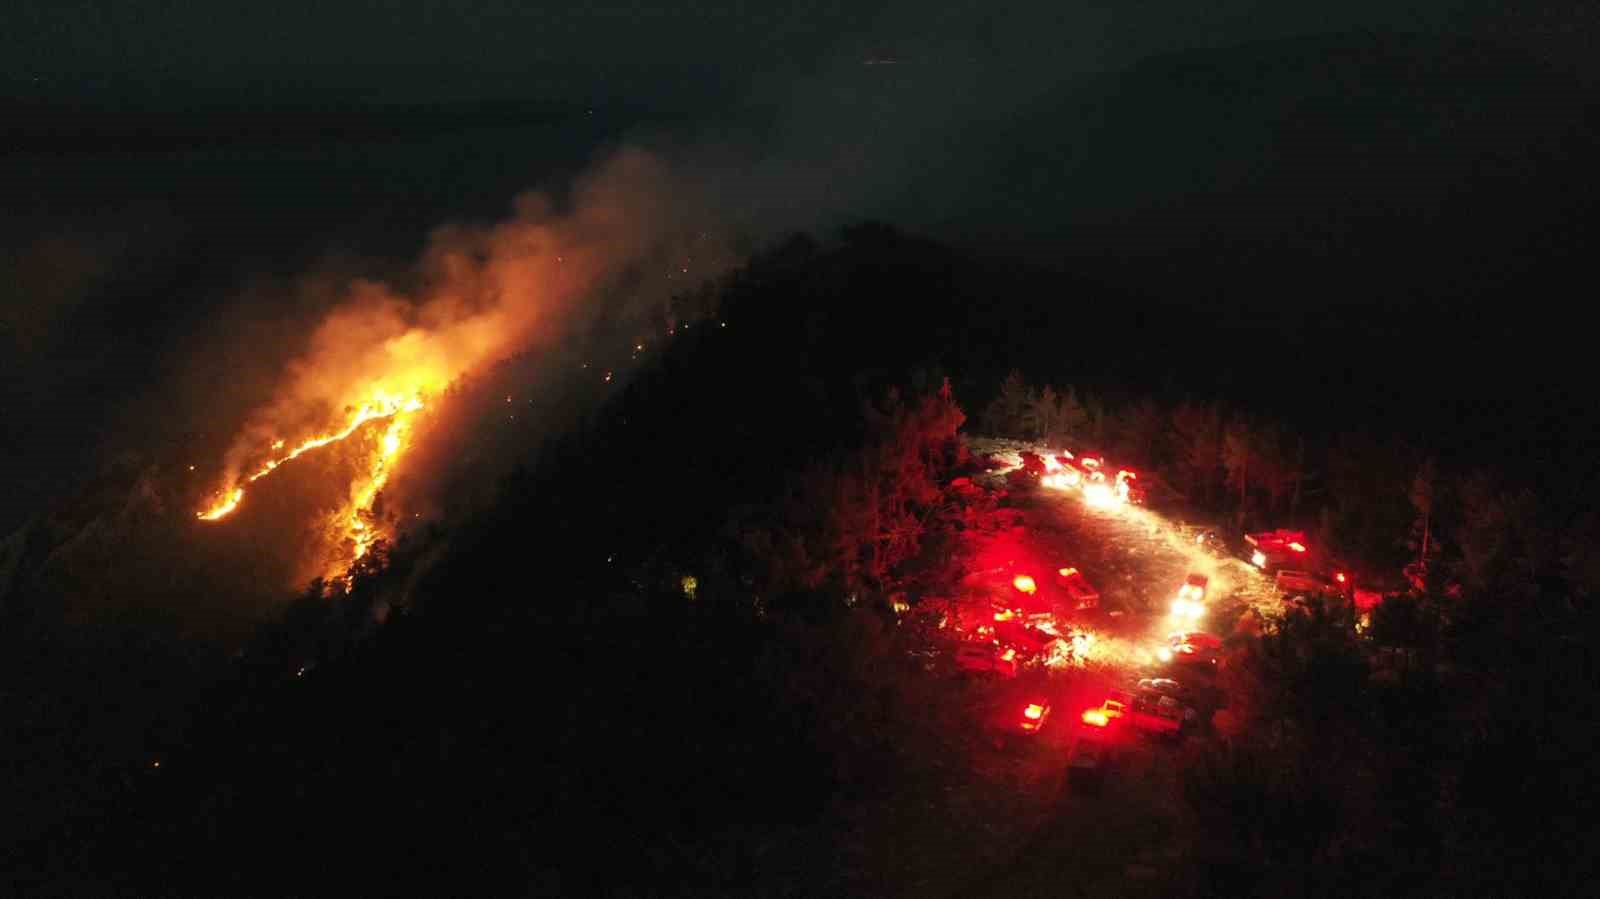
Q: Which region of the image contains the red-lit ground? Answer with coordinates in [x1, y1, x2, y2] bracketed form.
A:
[826, 438, 1290, 896]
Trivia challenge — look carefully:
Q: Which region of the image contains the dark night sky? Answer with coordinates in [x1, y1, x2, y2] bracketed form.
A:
[5, 1, 1597, 76]
[5, 0, 1600, 535]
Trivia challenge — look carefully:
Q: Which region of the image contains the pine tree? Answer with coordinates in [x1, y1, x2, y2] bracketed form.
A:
[983, 370, 1031, 436]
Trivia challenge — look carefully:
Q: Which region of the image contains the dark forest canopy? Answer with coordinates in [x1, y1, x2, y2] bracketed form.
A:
[4, 222, 1598, 895]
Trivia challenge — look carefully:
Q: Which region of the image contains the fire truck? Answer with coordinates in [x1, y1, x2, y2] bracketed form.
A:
[1244, 529, 1313, 573]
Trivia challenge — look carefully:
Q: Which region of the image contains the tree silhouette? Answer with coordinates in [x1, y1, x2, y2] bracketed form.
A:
[1223, 418, 1257, 526]
[1171, 400, 1224, 505]
[983, 369, 1031, 435]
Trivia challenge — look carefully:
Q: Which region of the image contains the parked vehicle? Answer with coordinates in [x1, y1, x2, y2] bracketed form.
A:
[1159, 632, 1221, 669]
[1017, 699, 1051, 734]
[1055, 566, 1101, 610]
[1137, 677, 1187, 700]
[1068, 734, 1114, 791]
[1245, 529, 1312, 572]
[993, 577, 1057, 627]
[1276, 569, 1338, 597]
[994, 620, 1063, 661]
[1129, 689, 1187, 739]
[954, 642, 1018, 678]
[1171, 573, 1209, 621]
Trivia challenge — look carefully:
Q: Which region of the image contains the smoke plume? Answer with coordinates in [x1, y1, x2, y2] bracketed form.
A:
[190, 145, 741, 585]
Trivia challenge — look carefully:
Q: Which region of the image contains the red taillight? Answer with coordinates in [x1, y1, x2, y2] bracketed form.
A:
[1024, 703, 1045, 720]
[1081, 709, 1109, 727]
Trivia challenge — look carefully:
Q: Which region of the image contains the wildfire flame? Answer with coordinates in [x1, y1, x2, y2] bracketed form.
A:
[197, 389, 424, 522]
[186, 148, 730, 591]
[198, 488, 244, 521]
[196, 388, 427, 584]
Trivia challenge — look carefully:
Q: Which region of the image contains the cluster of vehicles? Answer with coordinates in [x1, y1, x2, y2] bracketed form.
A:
[989, 670, 1207, 791]
[952, 562, 1104, 678]
[1183, 524, 1360, 606]
[1032, 450, 1145, 507]
[960, 444, 1384, 794]
[1244, 529, 1353, 597]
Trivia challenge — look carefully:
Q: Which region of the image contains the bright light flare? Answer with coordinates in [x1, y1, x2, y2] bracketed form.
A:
[1157, 647, 1173, 662]
[1024, 703, 1045, 720]
[1083, 482, 1117, 507]
[1081, 709, 1109, 727]
[1170, 598, 1204, 622]
[1012, 574, 1037, 594]
[1251, 550, 1267, 568]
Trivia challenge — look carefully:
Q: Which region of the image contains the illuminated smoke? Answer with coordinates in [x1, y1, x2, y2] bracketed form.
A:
[193, 148, 729, 585]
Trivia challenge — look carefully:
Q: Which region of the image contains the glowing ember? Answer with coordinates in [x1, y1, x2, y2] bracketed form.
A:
[1012, 574, 1037, 594]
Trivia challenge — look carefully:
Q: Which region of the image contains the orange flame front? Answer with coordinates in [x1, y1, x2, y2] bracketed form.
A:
[197, 389, 424, 521]
[196, 387, 427, 585]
